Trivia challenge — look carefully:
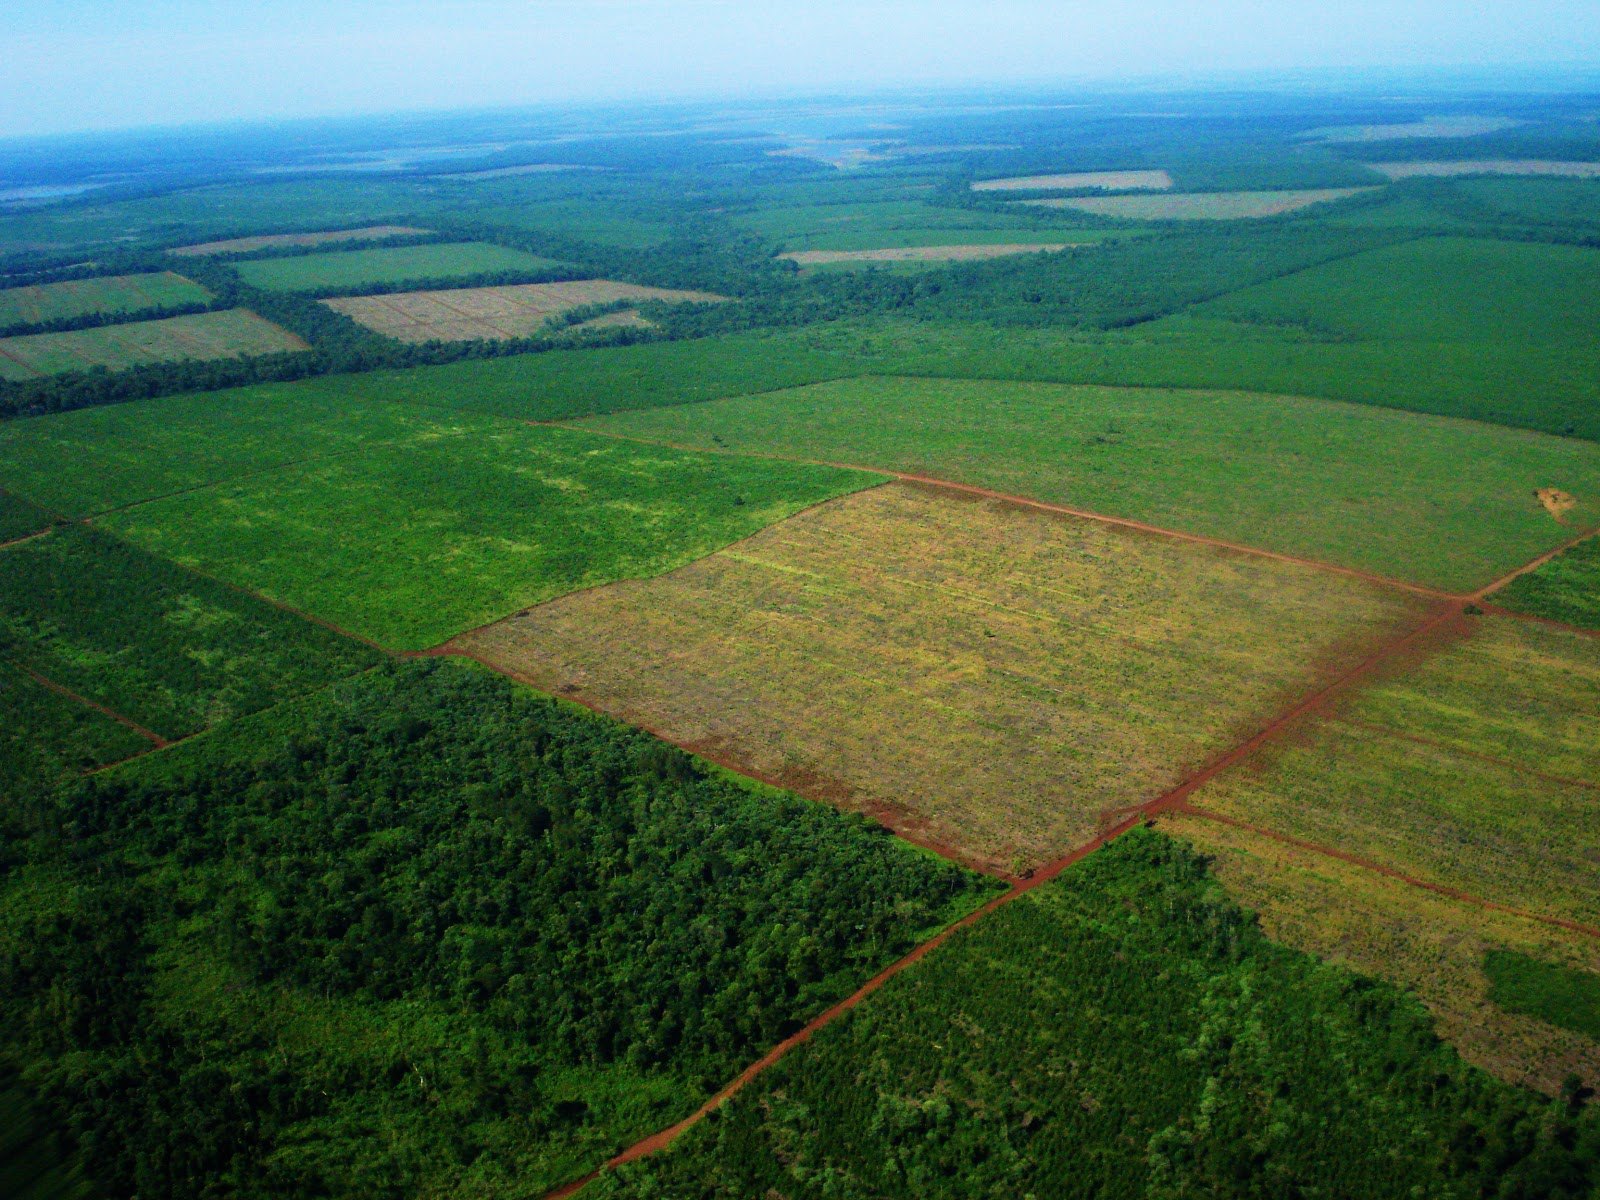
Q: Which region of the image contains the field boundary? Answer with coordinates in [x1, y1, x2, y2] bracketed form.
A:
[1327, 714, 1600, 793]
[9, 660, 169, 748]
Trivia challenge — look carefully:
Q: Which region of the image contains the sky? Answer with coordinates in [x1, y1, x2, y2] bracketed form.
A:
[6, 0, 1600, 137]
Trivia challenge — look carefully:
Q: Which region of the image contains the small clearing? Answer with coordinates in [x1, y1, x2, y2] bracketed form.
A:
[1536, 487, 1577, 522]
[168, 225, 431, 256]
[971, 170, 1173, 192]
[1304, 116, 1523, 143]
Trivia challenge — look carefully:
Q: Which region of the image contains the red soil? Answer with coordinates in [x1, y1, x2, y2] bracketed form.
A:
[13, 661, 169, 747]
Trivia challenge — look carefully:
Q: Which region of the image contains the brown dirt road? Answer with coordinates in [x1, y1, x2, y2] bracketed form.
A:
[12, 660, 169, 747]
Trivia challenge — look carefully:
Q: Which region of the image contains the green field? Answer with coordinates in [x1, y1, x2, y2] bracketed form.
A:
[97, 418, 879, 648]
[1494, 535, 1600, 630]
[0, 525, 383, 740]
[593, 830, 1598, 1199]
[0, 489, 55, 542]
[0, 659, 995, 1198]
[1486, 949, 1600, 1041]
[232, 240, 565, 292]
[0, 664, 151, 795]
[580, 375, 1600, 591]
[733, 197, 1113, 252]
[1026, 186, 1374, 220]
[0, 308, 308, 380]
[0, 271, 211, 328]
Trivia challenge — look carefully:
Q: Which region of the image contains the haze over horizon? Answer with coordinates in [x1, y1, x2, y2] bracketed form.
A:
[7, 0, 1600, 139]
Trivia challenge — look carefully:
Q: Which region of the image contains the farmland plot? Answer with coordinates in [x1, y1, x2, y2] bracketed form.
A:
[1494, 534, 1600, 631]
[459, 483, 1429, 872]
[0, 664, 152, 794]
[234, 240, 563, 292]
[1020, 187, 1374, 219]
[0, 308, 307, 379]
[168, 224, 430, 255]
[0, 271, 210, 327]
[781, 243, 1076, 268]
[1368, 160, 1600, 180]
[971, 169, 1174, 191]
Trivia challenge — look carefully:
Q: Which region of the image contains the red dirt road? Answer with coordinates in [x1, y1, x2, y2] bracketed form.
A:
[12, 661, 169, 747]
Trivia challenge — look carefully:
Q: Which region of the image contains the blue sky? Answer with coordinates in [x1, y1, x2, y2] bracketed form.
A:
[6, 1, 1600, 137]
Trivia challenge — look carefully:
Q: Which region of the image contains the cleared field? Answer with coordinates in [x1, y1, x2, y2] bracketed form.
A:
[781, 243, 1075, 266]
[1189, 615, 1600, 929]
[0, 271, 210, 327]
[580, 376, 1600, 592]
[1305, 115, 1522, 143]
[1495, 535, 1600, 630]
[439, 163, 604, 180]
[0, 525, 383, 741]
[459, 483, 1429, 872]
[1021, 187, 1374, 219]
[733, 198, 1120, 253]
[0, 664, 152, 795]
[99, 422, 877, 650]
[971, 169, 1174, 191]
[1369, 160, 1600, 180]
[0, 308, 308, 379]
[233, 240, 563, 292]
[1163, 811, 1600, 1093]
[168, 224, 430, 256]
[324, 280, 725, 342]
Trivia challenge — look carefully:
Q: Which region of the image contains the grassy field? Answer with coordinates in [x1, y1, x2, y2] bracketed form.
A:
[1163, 810, 1600, 1092]
[593, 829, 1598, 1199]
[0, 663, 152, 796]
[1486, 950, 1600, 1042]
[233, 240, 563, 291]
[0, 525, 383, 740]
[169, 224, 430, 255]
[98, 420, 878, 650]
[1023, 187, 1373, 219]
[459, 483, 1428, 871]
[1494, 535, 1600, 630]
[0, 489, 55, 542]
[324, 280, 725, 342]
[0, 308, 308, 379]
[0, 271, 210, 327]
[971, 169, 1174, 191]
[732, 198, 1113, 252]
[1189, 616, 1600, 929]
[781, 243, 1077, 269]
[466, 198, 675, 247]
[580, 375, 1600, 591]
[1368, 160, 1600, 179]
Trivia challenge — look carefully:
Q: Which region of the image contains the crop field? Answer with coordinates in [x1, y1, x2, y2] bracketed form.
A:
[0, 271, 211, 327]
[323, 280, 726, 342]
[970, 168, 1174, 191]
[233, 240, 564, 291]
[0, 525, 383, 741]
[97, 420, 877, 649]
[1493, 535, 1600, 630]
[1162, 811, 1600, 1092]
[0, 663, 152, 794]
[1021, 186, 1375, 219]
[465, 199, 674, 247]
[1304, 115, 1523, 142]
[733, 198, 1113, 252]
[458, 482, 1428, 871]
[592, 829, 1587, 1199]
[579, 375, 1600, 591]
[781, 242, 1076, 268]
[0, 489, 54, 542]
[167, 224, 431, 255]
[0, 308, 308, 379]
[1368, 159, 1600, 179]
[1187, 615, 1600, 929]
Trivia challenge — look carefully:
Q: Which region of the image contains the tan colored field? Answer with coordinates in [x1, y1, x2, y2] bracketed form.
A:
[1368, 160, 1600, 180]
[971, 170, 1173, 192]
[1164, 811, 1600, 1094]
[457, 482, 1431, 873]
[0, 309, 309, 380]
[168, 225, 431, 256]
[780, 244, 1075, 266]
[323, 281, 726, 343]
[1305, 115, 1522, 143]
[441, 164, 608, 180]
[1021, 188, 1374, 220]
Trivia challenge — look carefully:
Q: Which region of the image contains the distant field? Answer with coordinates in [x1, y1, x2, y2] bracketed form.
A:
[464, 199, 673, 248]
[781, 243, 1075, 267]
[100, 421, 878, 650]
[233, 240, 563, 291]
[1494, 535, 1600, 630]
[971, 169, 1173, 191]
[0, 308, 308, 379]
[324, 280, 725, 342]
[0, 664, 152, 795]
[440, 163, 603, 180]
[1021, 187, 1374, 219]
[169, 224, 430, 256]
[1189, 615, 1600, 929]
[1305, 115, 1522, 143]
[1368, 160, 1600, 180]
[1164, 811, 1600, 1092]
[460, 483, 1427, 871]
[579, 376, 1600, 592]
[734, 197, 1114, 252]
[0, 270, 210, 327]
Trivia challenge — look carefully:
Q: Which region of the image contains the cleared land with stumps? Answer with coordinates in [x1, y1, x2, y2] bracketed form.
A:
[0, 271, 210, 327]
[0, 308, 308, 379]
[971, 169, 1174, 191]
[1021, 188, 1374, 219]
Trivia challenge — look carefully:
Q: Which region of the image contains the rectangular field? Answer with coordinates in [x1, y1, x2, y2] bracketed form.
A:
[1305, 116, 1523, 143]
[579, 376, 1600, 592]
[1021, 187, 1374, 219]
[98, 422, 878, 650]
[458, 482, 1430, 871]
[1188, 615, 1600, 929]
[168, 224, 431, 256]
[1368, 160, 1600, 180]
[971, 169, 1174, 191]
[1494, 535, 1600, 630]
[781, 243, 1075, 267]
[323, 280, 726, 342]
[0, 308, 309, 379]
[0, 525, 384, 740]
[0, 271, 211, 327]
[233, 241, 563, 292]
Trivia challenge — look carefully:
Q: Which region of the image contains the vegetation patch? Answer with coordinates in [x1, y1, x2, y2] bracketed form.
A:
[0, 489, 55, 543]
[1021, 187, 1375, 219]
[1368, 159, 1600, 179]
[781, 243, 1076, 267]
[233, 240, 564, 292]
[0, 308, 308, 379]
[1486, 949, 1600, 1042]
[0, 663, 151, 796]
[168, 224, 432, 256]
[1495, 535, 1600, 631]
[580, 375, 1600, 591]
[971, 169, 1174, 191]
[593, 829, 1600, 1200]
[0, 271, 210, 328]
[459, 483, 1427, 871]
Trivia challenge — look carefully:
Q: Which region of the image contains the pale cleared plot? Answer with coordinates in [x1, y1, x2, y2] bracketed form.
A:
[441, 164, 609, 180]
[1021, 188, 1375, 220]
[0, 271, 210, 327]
[168, 225, 431, 256]
[1304, 115, 1523, 143]
[1165, 812, 1600, 1094]
[0, 309, 309, 380]
[781, 244, 1076, 266]
[459, 483, 1430, 873]
[1368, 160, 1600, 180]
[324, 280, 726, 343]
[971, 170, 1174, 192]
